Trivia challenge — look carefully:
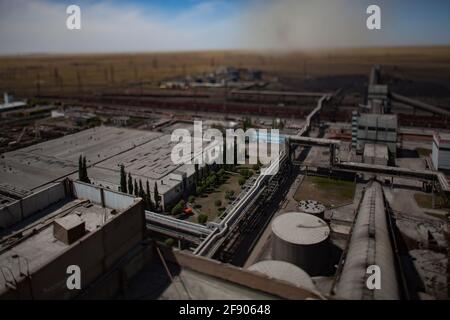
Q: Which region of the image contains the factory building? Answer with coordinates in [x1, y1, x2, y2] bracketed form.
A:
[432, 132, 450, 171]
[363, 143, 389, 166]
[271, 212, 330, 276]
[0, 179, 145, 299]
[0, 126, 218, 211]
[356, 114, 398, 156]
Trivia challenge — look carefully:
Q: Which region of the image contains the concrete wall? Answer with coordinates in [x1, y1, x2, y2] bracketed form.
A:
[72, 181, 137, 211]
[159, 247, 322, 300]
[1, 182, 145, 300]
[432, 138, 450, 170]
[0, 182, 66, 229]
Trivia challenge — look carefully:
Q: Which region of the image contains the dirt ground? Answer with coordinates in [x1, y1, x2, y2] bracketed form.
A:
[193, 173, 242, 222]
[294, 176, 356, 208]
[1, 46, 449, 96]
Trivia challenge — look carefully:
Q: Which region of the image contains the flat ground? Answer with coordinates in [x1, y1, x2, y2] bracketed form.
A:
[1, 46, 449, 96]
[414, 193, 450, 210]
[193, 173, 242, 222]
[294, 176, 356, 208]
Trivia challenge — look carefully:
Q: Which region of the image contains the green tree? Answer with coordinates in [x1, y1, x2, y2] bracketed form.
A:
[146, 180, 153, 210]
[120, 164, 127, 193]
[188, 195, 195, 203]
[138, 179, 144, 198]
[171, 203, 183, 216]
[154, 182, 160, 210]
[222, 140, 227, 168]
[225, 190, 235, 200]
[194, 163, 199, 184]
[128, 173, 133, 195]
[80, 156, 90, 184]
[238, 177, 246, 186]
[134, 179, 139, 197]
[78, 155, 83, 181]
[198, 214, 208, 224]
[215, 200, 222, 207]
[164, 238, 175, 247]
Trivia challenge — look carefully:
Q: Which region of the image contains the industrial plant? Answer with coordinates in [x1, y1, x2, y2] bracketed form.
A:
[0, 58, 449, 301]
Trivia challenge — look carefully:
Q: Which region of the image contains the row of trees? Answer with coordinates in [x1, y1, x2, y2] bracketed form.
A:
[119, 164, 160, 211]
[78, 155, 91, 183]
[194, 166, 227, 196]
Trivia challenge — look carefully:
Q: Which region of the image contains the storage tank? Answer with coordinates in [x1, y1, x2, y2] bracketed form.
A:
[248, 260, 317, 292]
[271, 212, 330, 276]
[298, 200, 326, 219]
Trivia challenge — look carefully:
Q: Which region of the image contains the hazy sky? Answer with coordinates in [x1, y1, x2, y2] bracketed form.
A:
[0, 0, 449, 54]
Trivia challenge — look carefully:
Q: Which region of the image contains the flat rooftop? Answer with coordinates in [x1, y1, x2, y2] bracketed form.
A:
[0, 126, 162, 192]
[1, 125, 224, 200]
[0, 198, 117, 293]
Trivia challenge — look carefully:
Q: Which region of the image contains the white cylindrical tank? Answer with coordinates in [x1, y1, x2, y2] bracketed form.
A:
[248, 260, 317, 292]
[298, 200, 326, 219]
[271, 212, 330, 276]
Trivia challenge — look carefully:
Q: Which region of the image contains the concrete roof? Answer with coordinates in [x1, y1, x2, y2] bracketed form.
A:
[271, 212, 330, 245]
[0, 126, 162, 192]
[0, 199, 116, 293]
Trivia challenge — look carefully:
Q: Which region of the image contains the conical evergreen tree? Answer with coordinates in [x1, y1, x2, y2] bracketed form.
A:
[78, 155, 83, 181]
[138, 179, 144, 198]
[134, 179, 139, 197]
[120, 164, 127, 193]
[128, 173, 133, 195]
[146, 180, 153, 210]
[154, 182, 160, 210]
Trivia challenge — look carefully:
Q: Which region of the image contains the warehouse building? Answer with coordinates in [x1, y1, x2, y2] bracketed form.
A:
[0, 126, 220, 211]
[432, 132, 450, 171]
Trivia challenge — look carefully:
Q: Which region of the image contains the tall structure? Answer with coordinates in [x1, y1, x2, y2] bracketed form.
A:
[356, 114, 398, 156]
[351, 111, 359, 150]
[271, 212, 330, 276]
[368, 85, 390, 114]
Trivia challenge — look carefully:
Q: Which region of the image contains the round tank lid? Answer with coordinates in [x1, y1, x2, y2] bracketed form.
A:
[298, 200, 326, 214]
[272, 212, 329, 244]
[248, 260, 316, 291]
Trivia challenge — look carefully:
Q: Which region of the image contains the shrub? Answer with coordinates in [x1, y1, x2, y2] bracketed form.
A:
[171, 203, 183, 216]
[238, 177, 246, 186]
[164, 238, 175, 247]
[225, 190, 235, 200]
[215, 199, 222, 207]
[188, 195, 195, 203]
[198, 214, 208, 224]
